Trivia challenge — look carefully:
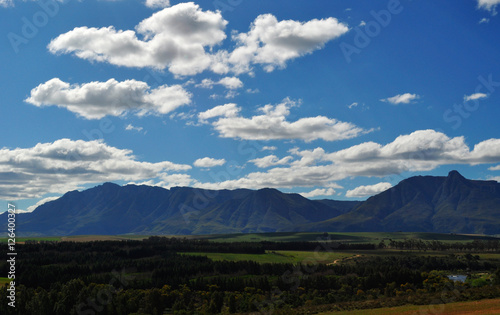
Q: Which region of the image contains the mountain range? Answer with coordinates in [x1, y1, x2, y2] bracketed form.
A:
[5, 170, 500, 236]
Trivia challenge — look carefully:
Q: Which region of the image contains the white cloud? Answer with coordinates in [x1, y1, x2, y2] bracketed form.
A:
[0, 139, 191, 199]
[346, 182, 393, 198]
[27, 196, 60, 212]
[145, 0, 170, 9]
[1, 0, 64, 7]
[228, 14, 349, 74]
[26, 78, 191, 119]
[192, 130, 500, 191]
[381, 93, 420, 105]
[250, 155, 293, 168]
[464, 93, 488, 102]
[477, 0, 500, 14]
[489, 165, 500, 171]
[479, 17, 490, 23]
[300, 187, 336, 198]
[197, 77, 243, 90]
[194, 157, 226, 168]
[48, 4, 347, 76]
[261, 146, 277, 151]
[48, 3, 228, 76]
[218, 77, 244, 89]
[0, 0, 13, 6]
[490, 176, 500, 182]
[198, 103, 240, 122]
[125, 124, 144, 133]
[348, 102, 358, 109]
[200, 98, 371, 142]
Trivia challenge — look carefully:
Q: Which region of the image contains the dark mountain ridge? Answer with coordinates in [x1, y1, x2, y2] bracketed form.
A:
[5, 170, 500, 236]
[304, 171, 500, 234]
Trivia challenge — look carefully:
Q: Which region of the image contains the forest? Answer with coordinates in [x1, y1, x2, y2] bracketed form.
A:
[1, 236, 500, 314]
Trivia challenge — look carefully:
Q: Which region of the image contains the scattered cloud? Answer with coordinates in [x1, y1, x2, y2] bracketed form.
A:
[194, 157, 226, 168]
[0, 139, 191, 199]
[249, 155, 293, 168]
[191, 130, 500, 192]
[196, 76, 243, 90]
[381, 93, 420, 105]
[145, 0, 170, 9]
[48, 3, 228, 76]
[346, 182, 392, 198]
[477, 0, 500, 14]
[198, 103, 240, 122]
[359, 21, 366, 26]
[261, 146, 277, 151]
[27, 196, 60, 212]
[464, 92, 488, 102]
[300, 187, 336, 198]
[490, 176, 500, 182]
[26, 78, 191, 119]
[227, 14, 349, 74]
[47, 3, 348, 77]
[479, 17, 490, 23]
[0, 0, 64, 7]
[125, 124, 145, 133]
[348, 102, 358, 109]
[246, 88, 260, 94]
[489, 165, 500, 171]
[199, 98, 372, 142]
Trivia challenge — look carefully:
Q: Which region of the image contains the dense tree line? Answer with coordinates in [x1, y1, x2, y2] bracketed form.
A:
[382, 239, 500, 252]
[1, 238, 499, 314]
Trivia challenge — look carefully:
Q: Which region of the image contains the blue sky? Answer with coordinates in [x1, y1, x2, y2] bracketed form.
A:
[1, 0, 500, 212]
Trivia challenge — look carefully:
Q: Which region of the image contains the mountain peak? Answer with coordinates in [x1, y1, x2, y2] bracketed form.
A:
[447, 170, 465, 180]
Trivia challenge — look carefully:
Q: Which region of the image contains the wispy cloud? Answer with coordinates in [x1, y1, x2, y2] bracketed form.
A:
[381, 93, 420, 105]
[464, 92, 488, 102]
[194, 157, 226, 168]
[300, 187, 336, 198]
[346, 182, 392, 198]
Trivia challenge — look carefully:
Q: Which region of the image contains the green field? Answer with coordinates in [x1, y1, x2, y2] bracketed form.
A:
[183, 248, 500, 265]
[184, 250, 357, 264]
[0, 236, 62, 243]
[1, 231, 498, 244]
[319, 298, 500, 314]
[191, 231, 499, 244]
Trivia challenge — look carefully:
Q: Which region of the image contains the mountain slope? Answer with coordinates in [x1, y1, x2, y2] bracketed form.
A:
[306, 171, 500, 234]
[5, 170, 500, 236]
[10, 184, 348, 236]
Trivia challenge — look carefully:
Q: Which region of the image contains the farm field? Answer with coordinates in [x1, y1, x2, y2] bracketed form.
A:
[194, 231, 500, 243]
[2, 231, 498, 244]
[184, 248, 500, 265]
[320, 298, 500, 315]
[184, 250, 356, 264]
